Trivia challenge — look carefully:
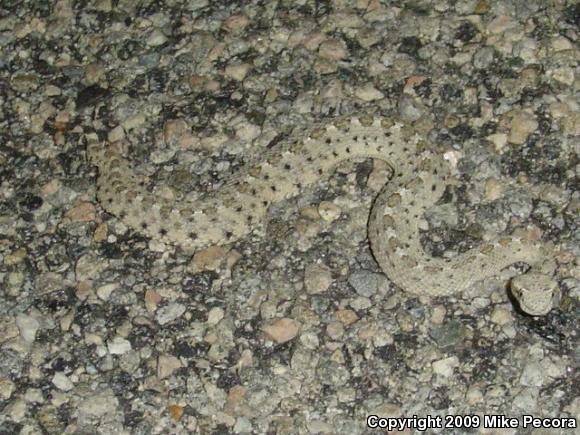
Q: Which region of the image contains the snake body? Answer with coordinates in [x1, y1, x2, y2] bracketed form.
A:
[87, 116, 557, 315]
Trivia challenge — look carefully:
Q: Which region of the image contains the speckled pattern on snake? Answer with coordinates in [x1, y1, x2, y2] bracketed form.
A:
[87, 115, 558, 316]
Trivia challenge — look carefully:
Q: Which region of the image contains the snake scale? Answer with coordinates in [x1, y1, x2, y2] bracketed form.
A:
[87, 115, 558, 315]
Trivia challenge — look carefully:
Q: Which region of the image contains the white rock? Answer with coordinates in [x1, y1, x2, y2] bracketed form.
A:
[15, 314, 40, 342]
[52, 372, 74, 391]
[432, 356, 459, 377]
[107, 336, 132, 355]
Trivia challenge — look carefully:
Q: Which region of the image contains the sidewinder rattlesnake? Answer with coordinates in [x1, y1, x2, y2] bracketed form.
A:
[87, 115, 558, 315]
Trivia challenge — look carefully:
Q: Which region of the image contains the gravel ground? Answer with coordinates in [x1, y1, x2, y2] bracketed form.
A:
[0, 1, 578, 434]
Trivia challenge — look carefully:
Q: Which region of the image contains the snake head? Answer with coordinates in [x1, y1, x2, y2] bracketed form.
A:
[510, 273, 559, 316]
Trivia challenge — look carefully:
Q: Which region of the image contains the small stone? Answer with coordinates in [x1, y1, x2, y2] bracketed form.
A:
[335, 309, 358, 326]
[304, 263, 332, 294]
[225, 385, 250, 417]
[83, 63, 105, 85]
[430, 305, 446, 325]
[549, 67, 575, 86]
[233, 417, 253, 433]
[95, 283, 117, 301]
[207, 307, 225, 325]
[487, 15, 513, 34]
[486, 133, 508, 153]
[222, 14, 249, 34]
[398, 96, 424, 121]
[122, 113, 146, 131]
[466, 385, 484, 405]
[157, 354, 183, 379]
[429, 320, 467, 350]
[473, 46, 496, 69]
[93, 223, 108, 242]
[484, 179, 504, 201]
[168, 404, 184, 421]
[308, 420, 333, 434]
[261, 318, 301, 344]
[52, 372, 74, 391]
[147, 29, 168, 47]
[107, 336, 132, 355]
[189, 246, 228, 273]
[224, 62, 251, 81]
[326, 321, 345, 340]
[144, 289, 162, 312]
[507, 111, 538, 145]
[432, 356, 459, 377]
[318, 201, 341, 222]
[78, 391, 118, 418]
[474, 0, 490, 14]
[163, 119, 192, 149]
[355, 84, 384, 102]
[318, 38, 348, 61]
[0, 377, 16, 400]
[107, 125, 125, 142]
[348, 271, 386, 297]
[561, 112, 580, 136]
[4, 247, 27, 266]
[15, 313, 40, 342]
[519, 361, 545, 387]
[156, 303, 186, 325]
[356, 28, 381, 48]
[490, 306, 512, 325]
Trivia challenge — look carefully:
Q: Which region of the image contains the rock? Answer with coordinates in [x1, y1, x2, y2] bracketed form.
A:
[107, 337, 132, 355]
[52, 372, 74, 391]
[355, 84, 384, 102]
[318, 38, 348, 61]
[16, 313, 40, 342]
[156, 303, 186, 325]
[506, 110, 538, 145]
[348, 271, 386, 297]
[261, 318, 301, 344]
[225, 62, 251, 81]
[432, 356, 459, 377]
[490, 306, 513, 325]
[207, 307, 225, 325]
[157, 354, 183, 379]
[304, 263, 332, 294]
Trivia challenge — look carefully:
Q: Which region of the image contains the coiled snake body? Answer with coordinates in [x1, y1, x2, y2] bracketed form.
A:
[88, 116, 558, 315]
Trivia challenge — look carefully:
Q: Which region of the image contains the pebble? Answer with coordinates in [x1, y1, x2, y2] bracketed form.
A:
[348, 271, 386, 297]
[334, 309, 359, 326]
[189, 246, 228, 272]
[304, 263, 332, 294]
[95, 283, 118, 300]
[156, 303, 186, 325]
[0, 377, 16, 400]
[146, 29, 168, 47]
[107, 337, 132, 355]
[354, 84, 384, 102]
[490, 306, 512, 325]
[326, 321, 345, 340]
[51, 372, 74, 391]
[317, 201, 341, 222]
[318, 38, 348, 61]
[486, 133, 508, 153]
[222, 14, 250, 34]
[157, 354, 183, 379]
[429, 320, 467, 351]
[432, 356, 460, 377]
[261, 318, 301, 344]
[15, 313, 40, 342]
[506, 110, 538, 144]
[207, 307, 225, 325]
[225, 62, 251, 81]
